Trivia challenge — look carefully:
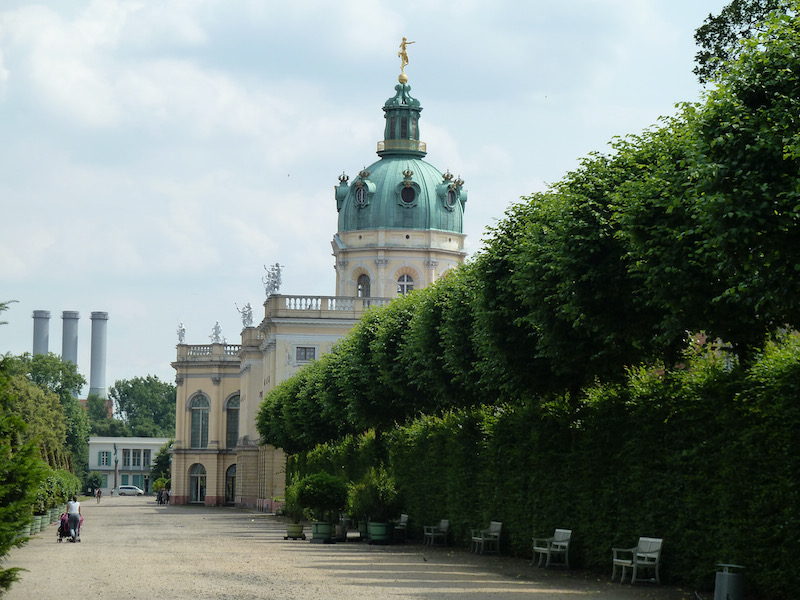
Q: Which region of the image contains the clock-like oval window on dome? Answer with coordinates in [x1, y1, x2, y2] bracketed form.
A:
[355, 187, 367, 206]
[447, 189, 456, 207]
[401, 187, 416, 203]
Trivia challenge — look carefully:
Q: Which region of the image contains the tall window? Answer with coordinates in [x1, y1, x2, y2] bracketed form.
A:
[132, 449, 142, 467]
[357, 274, 371, 298]
[226, 395, 240, 450]
[122, 449, 131, 467]
[397, 274, 414, 295]
[143, 449, 151, 467]
[99, 451, 110, 466]
[190, 394, 210, 448]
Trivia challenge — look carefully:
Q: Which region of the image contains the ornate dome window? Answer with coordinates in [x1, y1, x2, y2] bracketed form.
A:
[357, 274, 371, 298]
[401, 186, 416, 204]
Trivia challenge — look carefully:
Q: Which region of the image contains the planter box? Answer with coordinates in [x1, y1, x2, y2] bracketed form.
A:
[367, 522, 395, 545]
[284, 523, 306, 540]
[310, 521, 335, 544]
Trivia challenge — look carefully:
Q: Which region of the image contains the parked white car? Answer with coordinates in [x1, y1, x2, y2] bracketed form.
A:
[117, 485, 144, 496]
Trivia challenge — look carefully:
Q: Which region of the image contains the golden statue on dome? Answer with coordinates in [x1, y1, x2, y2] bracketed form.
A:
[398, 37, 415, 83]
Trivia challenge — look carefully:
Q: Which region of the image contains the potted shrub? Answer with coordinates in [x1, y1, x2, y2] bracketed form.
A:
[350, 466, 401, 544]
[283, 480, 306, 540]
[295, 472, 348, 543]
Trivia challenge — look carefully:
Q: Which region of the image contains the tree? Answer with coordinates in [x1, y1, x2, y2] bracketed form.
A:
[694, 0, 793, 83]
[0, 304, 48, 592]
[5, 374, 70, 470]
[109, 376, 176, 437]
[86, 393, 130, 436]
[2, 352, 89, 474]
[85, 471, 104, 494]
[150, 440, 173, 482]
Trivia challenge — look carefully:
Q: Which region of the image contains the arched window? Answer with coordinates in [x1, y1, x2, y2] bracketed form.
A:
[357, 274, 371, 298]
[397, 274, 414, 296]
[226, 395, 240, 450]
[189, 463, 206, 503]
[190, 394, 209, 449]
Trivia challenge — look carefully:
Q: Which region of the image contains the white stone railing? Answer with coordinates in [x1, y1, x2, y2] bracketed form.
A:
[274, 295, 392, 313]
[178, 343, 241, 361]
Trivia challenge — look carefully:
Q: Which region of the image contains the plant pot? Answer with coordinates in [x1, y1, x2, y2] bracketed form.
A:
[32, 515, 43, 534]
[285, 523, 306, 540]
[367, 521, 395, 545]
[310, 521, 335, 543]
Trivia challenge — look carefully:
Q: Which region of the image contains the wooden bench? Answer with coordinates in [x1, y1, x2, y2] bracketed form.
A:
[612, 537, 662, 584]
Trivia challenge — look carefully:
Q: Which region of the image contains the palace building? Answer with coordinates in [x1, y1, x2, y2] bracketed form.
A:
[170, 56, 468, 508]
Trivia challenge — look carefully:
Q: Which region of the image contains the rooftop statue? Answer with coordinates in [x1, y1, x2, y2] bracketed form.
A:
[210, 321, 223, 344]
[398, 37, 415, 75]
[177, 322, 185, 344]
[263, 263, 283, 297]
[236, 302, 254, 328]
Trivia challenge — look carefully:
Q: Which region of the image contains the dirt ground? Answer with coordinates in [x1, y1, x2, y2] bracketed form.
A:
[3, 496, 702, 600]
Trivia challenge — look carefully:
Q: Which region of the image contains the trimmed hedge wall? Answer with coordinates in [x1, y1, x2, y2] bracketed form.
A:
[297, 336, 800, 598]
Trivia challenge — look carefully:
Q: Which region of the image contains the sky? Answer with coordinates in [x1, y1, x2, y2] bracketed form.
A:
[0, 0, 731, 394]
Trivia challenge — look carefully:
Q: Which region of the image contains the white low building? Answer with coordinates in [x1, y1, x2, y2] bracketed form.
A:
[88, 436, 170, 494]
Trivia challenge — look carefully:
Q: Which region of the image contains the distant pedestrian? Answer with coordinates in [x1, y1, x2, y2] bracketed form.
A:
[165, 489, 170, 504]
[157, 489, 163, 505]
[96, 488, 102, 503]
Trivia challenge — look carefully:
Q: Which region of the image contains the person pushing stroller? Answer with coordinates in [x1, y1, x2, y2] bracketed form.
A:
[66, 495, 81, 542]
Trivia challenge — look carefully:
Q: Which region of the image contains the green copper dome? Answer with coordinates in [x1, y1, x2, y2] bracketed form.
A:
[336, 82, 466, 233]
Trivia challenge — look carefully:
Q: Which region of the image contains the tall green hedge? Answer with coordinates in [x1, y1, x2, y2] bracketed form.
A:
[297, 336, 799, 597]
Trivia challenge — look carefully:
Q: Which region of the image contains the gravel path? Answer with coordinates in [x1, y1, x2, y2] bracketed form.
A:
[4, 496, 699, 600]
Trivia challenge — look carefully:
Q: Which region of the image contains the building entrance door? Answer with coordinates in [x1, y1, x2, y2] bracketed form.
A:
[225, 464, 236, 505]
[189, 464, 206, 503]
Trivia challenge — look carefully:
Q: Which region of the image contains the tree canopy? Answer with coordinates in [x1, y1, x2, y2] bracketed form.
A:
[694, 0, 794, 82]
[108, 376, 176, 437]
[2, 352, 89, 473]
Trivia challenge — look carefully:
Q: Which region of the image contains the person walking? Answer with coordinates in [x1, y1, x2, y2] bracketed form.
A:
[96, 488, 102, 503]
[67, 495, 81, 542]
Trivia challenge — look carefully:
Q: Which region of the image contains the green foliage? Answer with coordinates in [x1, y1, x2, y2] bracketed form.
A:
[0, 351, 48, 593]
[3, 352, 89, 475]
[33, 468, 81, 514]
[293, 472, 348, 522]
[694, 0, 793, 83]
[85, 471, 104, 492]
[86, 393, 129, 436]
[347, 465, 401, 522]
[109, 375, 176, 437]
[150, 441, 172, 482]
[5, 374, 70, 470]
[283, 478, 306, 523]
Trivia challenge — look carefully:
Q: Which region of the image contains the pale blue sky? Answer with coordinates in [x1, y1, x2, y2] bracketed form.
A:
[0, 0, 730, 392]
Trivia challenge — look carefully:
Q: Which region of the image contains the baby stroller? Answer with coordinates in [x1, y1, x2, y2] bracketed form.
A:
[57, 512, 83, 543]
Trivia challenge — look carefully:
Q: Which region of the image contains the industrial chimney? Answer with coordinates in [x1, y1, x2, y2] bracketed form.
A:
[32, 310, 51, 355]
[89, 311, 109, 398]
[61, 311, 80, 365]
